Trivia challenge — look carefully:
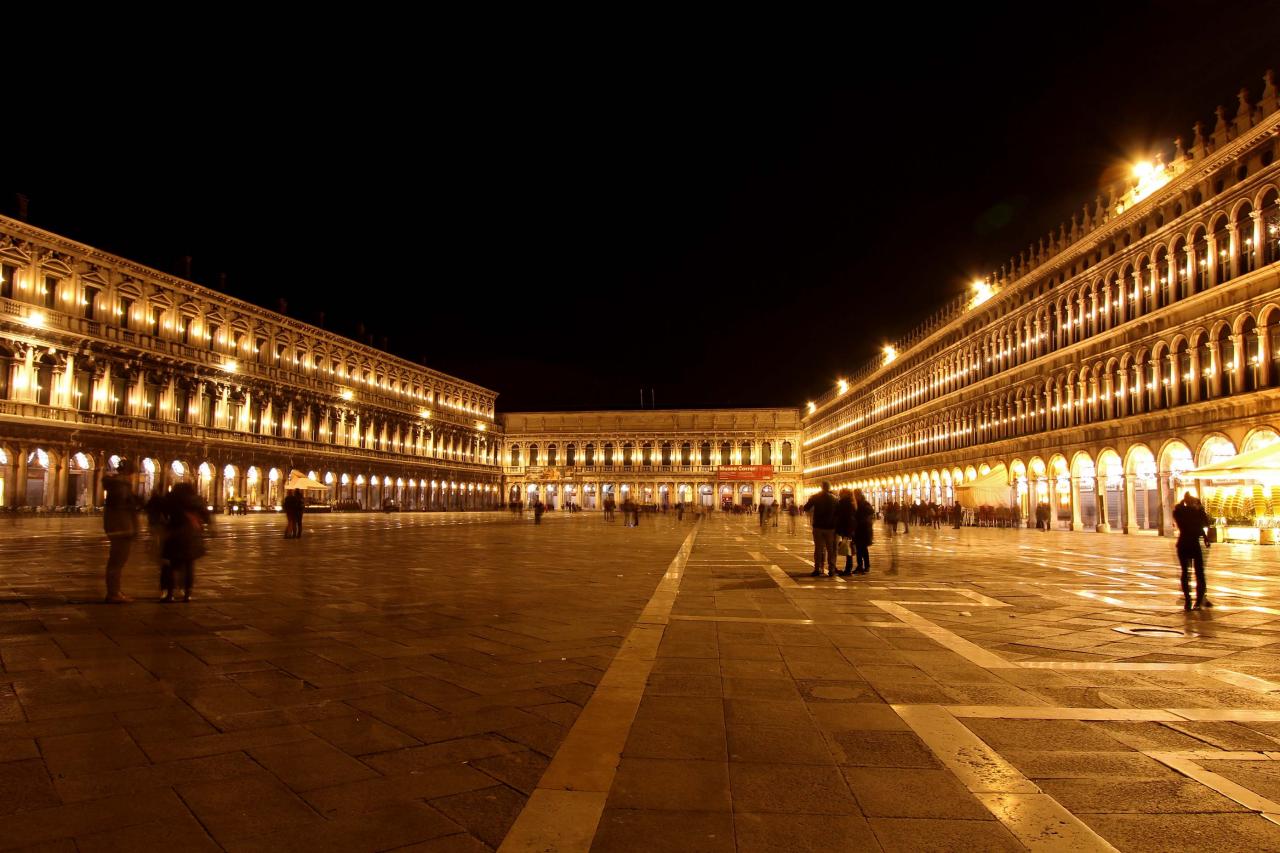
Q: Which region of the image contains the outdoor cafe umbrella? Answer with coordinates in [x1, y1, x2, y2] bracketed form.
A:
[284, 470, 328, 491]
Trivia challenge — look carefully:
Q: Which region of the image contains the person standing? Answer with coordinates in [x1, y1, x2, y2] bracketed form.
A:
[853, 489, 875, 574]
[102, 459, 141, 603]
[534, 499, 545, 524]
[758, 501, 768, 529]
[160, 482, 211, 603]
[1172, 492, 1213, 611]
[283, 489, 302, 538]
[834, 489, 855, 576]
[803, 481, 839, 578]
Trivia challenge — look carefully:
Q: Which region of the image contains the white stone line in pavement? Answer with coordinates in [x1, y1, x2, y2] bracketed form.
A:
[894, 705, 1120, 852]
[669, 614, 816, 626]
[873, 601, 1016, 669]
[764, 563, 800, 589]
[1148, 751, 1280, 815]
[498, 522, 701, 853]
[945, 706, 1184, 721]
[1176, 702, 1265, 718]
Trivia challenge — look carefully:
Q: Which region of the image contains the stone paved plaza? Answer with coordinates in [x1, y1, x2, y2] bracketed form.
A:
[5, 513, 1280, 850]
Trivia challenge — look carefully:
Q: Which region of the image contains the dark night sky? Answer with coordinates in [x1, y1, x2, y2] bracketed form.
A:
[8, 3, 1279, 413]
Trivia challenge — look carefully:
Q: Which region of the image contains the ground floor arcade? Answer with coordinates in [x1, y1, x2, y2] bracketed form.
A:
[506, 477, 801, 511]
[0, 431, 502, 512]
[812, 421, 1280, 538]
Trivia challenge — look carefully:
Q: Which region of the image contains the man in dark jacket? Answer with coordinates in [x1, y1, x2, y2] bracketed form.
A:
[803, 481, 839, 577]
[1172, 492, 1213, 610]
[102, 459, 140, 603]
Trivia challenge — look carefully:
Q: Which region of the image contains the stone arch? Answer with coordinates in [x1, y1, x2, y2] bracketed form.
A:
[1242, 427, 1280, 453]
[1196, 433, 1237, 468]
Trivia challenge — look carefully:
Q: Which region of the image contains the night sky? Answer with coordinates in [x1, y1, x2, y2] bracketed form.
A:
[8, 3, 1279, 413]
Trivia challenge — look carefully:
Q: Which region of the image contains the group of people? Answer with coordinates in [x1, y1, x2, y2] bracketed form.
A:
[282, 489, 306, 538]
[104, 459, 211, 603]
[803, 481, 875, 576]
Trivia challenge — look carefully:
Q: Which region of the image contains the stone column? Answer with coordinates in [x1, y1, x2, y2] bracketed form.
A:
[1207, 340, 1223, 398]
[1122, 474, 1139, 534]
[92, 451, 105, 508]
[55, 457, 69, 506]
[1095, 479, 1110, 533]
[1069, 475, 1083, 531]
[1158, 473, 1175, 537]
[1256, 328, 1271, 389]
[1230, 333, 1247, 393]
[13, 446, 27, 507]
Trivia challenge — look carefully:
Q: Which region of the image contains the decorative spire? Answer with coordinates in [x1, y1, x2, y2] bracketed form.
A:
[1173, 136, 1185, 162]
[1082, 203, 1092, 231]
[1212, 106, 1229, 148]
[1192, 121, 1207, 160]
[1262, 70, 1278, 115]
[1236, 88, 1254, 134]
[1069, 213, 1079, 242]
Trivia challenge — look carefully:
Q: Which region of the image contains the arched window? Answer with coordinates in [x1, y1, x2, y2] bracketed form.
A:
[566, 444, 576, 466]
[1268, 316, 1280, 388]
[720, 442, 731, 465]
[699, 441, 710, 465]
[547, 444, 557, 466]
[1217, 326, 1236, 396]
[1263, 189, 1280, 265]
[739, 441, 751, 464]
[1172, 238, 1190, 300]
[1196, 335, 1214, 401]
[1241, 317, 1259, 392]
[528, 444, 539, 466]
[1212, 215, 1232, 283]
[782, 442, 793, 466]
[762, 441, 772, 465]
[1192, 229, 1209, 292]
[1237, 203, 1256, 274]
[585, 443, 595, 466]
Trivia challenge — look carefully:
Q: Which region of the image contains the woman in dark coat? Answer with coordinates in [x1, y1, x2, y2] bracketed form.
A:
[833, 489, 856, 577]
[853, 489, 875, 574]
[161, 483, 212, 602]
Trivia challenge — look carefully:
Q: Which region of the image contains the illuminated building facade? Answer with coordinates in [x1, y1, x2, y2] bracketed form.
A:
[502, 409, 802, 511]
[0, 215, 501, 511]
[803, 75, 1280, 536]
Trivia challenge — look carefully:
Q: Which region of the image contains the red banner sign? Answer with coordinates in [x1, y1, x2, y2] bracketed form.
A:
[716, 465, 774, 480]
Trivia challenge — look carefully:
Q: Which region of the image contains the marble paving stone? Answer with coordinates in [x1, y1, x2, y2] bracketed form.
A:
[14, 514, 1280, 850]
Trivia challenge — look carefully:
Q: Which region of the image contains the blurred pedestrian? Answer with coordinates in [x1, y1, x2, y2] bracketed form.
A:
[1172, 492, 1213, 610]
[160, 482, 212, 603]
[853, 489, 875, 574]
[102, 459, 141, 603]
[803, 482, 839, 577]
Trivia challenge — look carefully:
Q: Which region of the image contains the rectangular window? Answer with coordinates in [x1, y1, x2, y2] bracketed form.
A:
[43, 275, 57, 309]
[144, 386, 160, 418]
[74, 372, 91, 411]
[119, 298, 133, 329]
[84, 287, 100, 320]
[111, 378, 126, 416]
[227, 402, 241, 430]
[0, 264, 14, 299]
[201, 397, 214, 428]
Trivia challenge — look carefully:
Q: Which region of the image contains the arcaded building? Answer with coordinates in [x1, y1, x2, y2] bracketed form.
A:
[802, 74, 1280, 536]
[0, 215, 502, 511]
[502, 409, 802, 511]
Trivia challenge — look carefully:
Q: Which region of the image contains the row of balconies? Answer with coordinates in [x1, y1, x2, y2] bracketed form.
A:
[1, 303, 493, 433]
[0, 399, 499, 472]
[503, 464, 796, 475]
